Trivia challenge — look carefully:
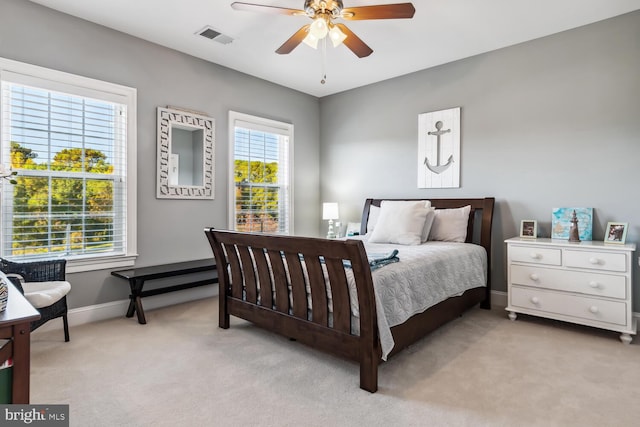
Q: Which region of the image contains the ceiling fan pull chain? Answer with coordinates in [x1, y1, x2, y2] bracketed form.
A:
[321, 36, 327, 84]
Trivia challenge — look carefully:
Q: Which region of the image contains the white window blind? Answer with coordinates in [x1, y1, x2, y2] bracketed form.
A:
[229, 111, 292, 234]
[0, 58, 137, 270]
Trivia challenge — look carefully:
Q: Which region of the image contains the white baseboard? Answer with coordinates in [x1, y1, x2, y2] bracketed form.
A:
[490, 290, 508, 309]
[32, 285, 218, 335]
[32, 287, 640, 335]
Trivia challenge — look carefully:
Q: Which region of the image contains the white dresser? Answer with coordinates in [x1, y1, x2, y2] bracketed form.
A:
[505, 237, 637, 343]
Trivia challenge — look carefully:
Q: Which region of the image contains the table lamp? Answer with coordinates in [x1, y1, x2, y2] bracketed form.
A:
[322, 202, 339, 239]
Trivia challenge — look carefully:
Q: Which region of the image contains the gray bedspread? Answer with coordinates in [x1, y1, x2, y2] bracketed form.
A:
[347, 237, 488, 360]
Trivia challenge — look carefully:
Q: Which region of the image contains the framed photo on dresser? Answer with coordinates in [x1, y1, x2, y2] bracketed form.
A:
[605, 222, 628, 244]
[520, 220, 537, 238]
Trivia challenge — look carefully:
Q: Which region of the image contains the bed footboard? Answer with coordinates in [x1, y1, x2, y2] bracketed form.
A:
[204, 229, 381, 392]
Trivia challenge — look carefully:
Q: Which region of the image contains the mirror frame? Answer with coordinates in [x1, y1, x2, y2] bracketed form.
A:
[156, 107, 215, 199]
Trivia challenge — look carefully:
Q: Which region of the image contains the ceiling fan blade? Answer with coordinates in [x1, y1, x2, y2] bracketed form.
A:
[276, 25, 311, 54]
[231, 2, 305, 16]
[341, 3, 416, 20]
[336, 24, 373, 58]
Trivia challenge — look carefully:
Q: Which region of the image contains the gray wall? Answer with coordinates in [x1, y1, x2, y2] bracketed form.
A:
[2, 1, 639, 311]
[319, 11, 640, 308]
[0, 0, 320, 308]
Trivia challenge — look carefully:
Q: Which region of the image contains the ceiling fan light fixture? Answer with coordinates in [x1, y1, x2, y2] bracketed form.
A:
[302, 32, 319, 49]
[309, 16, 329, 39]
[328, 24, 346, 47]
[231, 0, 415, 59]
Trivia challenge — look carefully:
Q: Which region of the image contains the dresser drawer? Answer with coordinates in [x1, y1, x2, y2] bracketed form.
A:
[509, 245, 561, 266]
[510, 265, 627, 299]
[510, 286, 627, 326]
[564, 250, 627, 272]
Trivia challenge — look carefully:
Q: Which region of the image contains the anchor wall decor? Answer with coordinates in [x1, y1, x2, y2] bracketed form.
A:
[417, 107, 460, 188]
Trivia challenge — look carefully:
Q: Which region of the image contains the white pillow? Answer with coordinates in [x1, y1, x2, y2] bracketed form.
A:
[367, 200, 432, 235]
[22, 281, 71, 309]
[366, 205, 381, 234]
[421, 208, 436, 242]
[368, 201, 431, 245]
[428, 205, 472, 242]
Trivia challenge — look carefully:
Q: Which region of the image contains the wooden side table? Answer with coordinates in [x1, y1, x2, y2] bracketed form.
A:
[0, 282, 40, 403]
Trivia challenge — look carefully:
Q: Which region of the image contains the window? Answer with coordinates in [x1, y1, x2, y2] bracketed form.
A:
[0, 58, 137, 272]
[229, 111, 292, 234]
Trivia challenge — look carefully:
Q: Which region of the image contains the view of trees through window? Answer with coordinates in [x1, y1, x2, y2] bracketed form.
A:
[8, 141, 116, 256]
[234, 158, 280, 232]
[233, 125, 289, 234]
[2, 83, 123, 259]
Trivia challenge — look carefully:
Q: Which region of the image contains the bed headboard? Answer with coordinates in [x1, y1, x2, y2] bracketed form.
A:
[360, 197, 495, 309]
[360, 197, 495, 258]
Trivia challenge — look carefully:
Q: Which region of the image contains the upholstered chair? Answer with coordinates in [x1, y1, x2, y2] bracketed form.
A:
[0, 258, 71, 342]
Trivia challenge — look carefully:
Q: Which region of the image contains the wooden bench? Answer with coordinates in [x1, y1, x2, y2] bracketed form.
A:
[111, 259, 217, 324]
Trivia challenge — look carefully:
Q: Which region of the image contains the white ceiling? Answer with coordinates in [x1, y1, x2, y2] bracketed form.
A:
[30, 0, 640, 97]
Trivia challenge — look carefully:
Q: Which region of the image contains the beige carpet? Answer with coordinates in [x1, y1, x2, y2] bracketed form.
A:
[30, 298, 640, 427]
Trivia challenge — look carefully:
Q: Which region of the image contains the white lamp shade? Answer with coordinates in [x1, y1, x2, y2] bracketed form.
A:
[302, 32, 319, 49]
[328, 25, 347, 47]
[309, 17, 329, 39]
[322, 202, 339, 220]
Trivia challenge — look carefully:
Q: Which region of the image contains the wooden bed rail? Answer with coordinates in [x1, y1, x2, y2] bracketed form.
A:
[204, 229, 381, 392]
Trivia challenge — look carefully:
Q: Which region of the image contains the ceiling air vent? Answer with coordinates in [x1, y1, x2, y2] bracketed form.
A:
[196, 26, 233, 45]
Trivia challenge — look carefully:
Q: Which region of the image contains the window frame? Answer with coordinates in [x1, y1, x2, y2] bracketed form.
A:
[228, 111, 293, 235]
[0, 57, 137, 273]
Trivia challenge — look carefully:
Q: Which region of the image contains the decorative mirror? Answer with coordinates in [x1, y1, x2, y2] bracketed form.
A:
[156, 107, 215, 199]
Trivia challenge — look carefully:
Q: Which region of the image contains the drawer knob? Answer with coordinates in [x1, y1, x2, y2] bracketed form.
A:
[529, 273, 539, 281]
[589, 257, 600, 265]
[588, 281, 600, 289]
[530, 296, 540, 304]
[589, 306, 599, 314]
[529, 252, 541, 260]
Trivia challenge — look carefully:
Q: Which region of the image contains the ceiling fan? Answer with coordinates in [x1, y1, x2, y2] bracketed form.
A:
[231, 1, 416, 58]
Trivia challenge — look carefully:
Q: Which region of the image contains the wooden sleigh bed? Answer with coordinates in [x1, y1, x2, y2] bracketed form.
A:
[204, 197, 495, 393]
